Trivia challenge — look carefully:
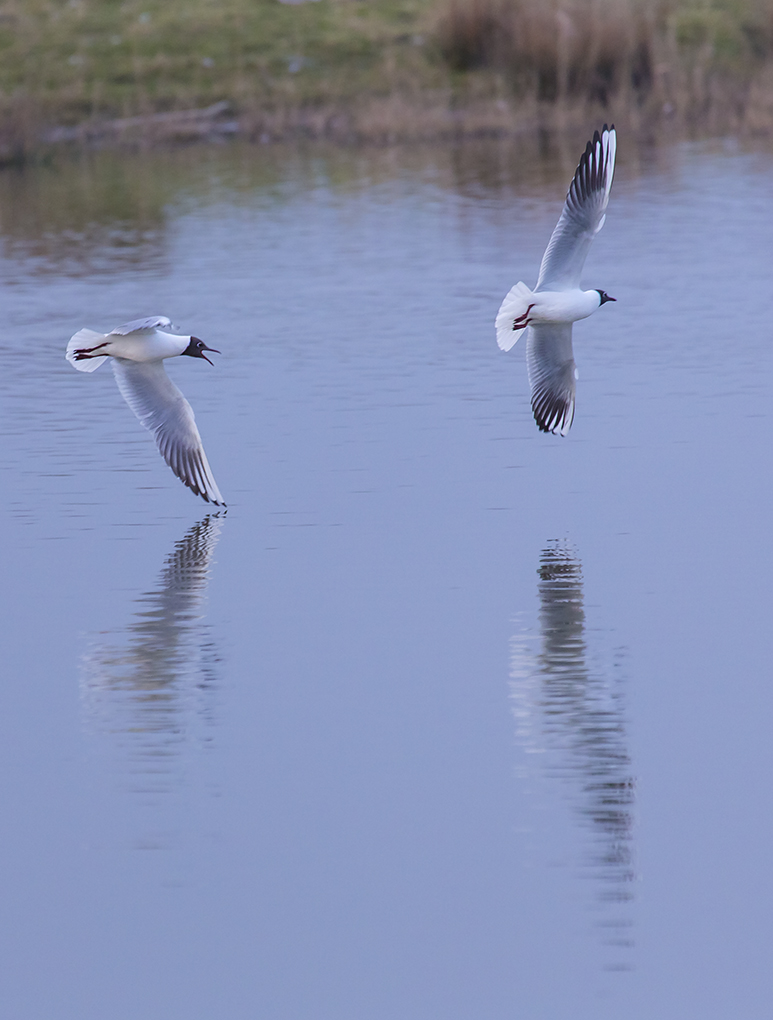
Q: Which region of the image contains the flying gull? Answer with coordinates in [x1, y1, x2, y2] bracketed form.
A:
[495, 125, 617, 435]
[66, 316, 225, 505]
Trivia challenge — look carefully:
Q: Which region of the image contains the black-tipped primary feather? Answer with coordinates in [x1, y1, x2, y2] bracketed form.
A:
[535, 124, 616, 293]
[526, 323, 576, 436]
[112, 358, 225, 505]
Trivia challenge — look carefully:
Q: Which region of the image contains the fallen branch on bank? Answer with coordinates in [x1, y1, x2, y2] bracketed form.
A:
[41, 101, 238, 146]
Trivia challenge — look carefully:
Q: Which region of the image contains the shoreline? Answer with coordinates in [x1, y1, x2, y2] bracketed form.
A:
[4, 0, 773, 162]
[14, 91, 773, 163]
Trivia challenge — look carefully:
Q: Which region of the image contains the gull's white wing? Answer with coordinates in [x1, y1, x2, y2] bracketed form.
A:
[535, 125, 616, 293]
[111, 358, 225, 506]
[109, 316, 174, 336]
[526, 323, 576, 436]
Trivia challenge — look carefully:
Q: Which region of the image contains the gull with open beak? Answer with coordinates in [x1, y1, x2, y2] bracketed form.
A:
[66, 316, 225, 505]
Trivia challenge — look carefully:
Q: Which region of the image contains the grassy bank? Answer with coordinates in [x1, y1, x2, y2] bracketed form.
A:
[2, 0, 773, 155]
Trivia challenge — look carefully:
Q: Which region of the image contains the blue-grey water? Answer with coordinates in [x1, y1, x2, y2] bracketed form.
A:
[1, 137, 772, 1019]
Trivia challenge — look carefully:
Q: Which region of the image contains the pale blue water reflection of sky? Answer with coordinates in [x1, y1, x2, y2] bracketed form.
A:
[1, 139, 773, 1018]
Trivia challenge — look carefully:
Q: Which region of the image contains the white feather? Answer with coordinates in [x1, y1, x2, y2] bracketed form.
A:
[66, 328, 109, 372]
[112, 359, 225, 506]
[110, 316, 174, 336]
[535, 126, 617, 293]
[495, 281, 533, 351]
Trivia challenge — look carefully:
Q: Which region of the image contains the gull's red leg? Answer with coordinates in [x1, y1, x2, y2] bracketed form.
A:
[73, 341, 108, 355]
[512, 303, 535, 331]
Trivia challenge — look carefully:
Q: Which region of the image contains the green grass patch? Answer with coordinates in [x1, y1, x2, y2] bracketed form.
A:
[0, 0, 438, 123]
[0, 0, 772, 147]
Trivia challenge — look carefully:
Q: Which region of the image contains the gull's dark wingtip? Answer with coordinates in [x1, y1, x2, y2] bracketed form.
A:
[198, 488, 227, 508]
[531, 389, 575, 436]
[199, 486, 227, 508]
[568, 123, 616, 209]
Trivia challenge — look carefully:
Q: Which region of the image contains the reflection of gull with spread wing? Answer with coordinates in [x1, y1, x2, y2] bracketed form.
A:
[510, 542, 635, 960]
[80, 515, 225, 797]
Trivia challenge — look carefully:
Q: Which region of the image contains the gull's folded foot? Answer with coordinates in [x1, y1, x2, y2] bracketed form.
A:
[73, 342, 108, 356]
[512, 303, 535, 331]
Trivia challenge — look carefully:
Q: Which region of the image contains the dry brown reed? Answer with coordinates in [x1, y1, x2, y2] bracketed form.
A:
[433, 0, 773, 136]
[6, 0, 773, 155]
[436, 0, 653, 104]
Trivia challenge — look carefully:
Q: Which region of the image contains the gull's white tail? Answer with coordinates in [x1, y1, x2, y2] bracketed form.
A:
[496, 282, 534, 352]
[66, 328, 109, 372]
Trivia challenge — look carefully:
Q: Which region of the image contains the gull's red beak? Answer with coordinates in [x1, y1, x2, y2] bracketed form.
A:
[200, 343, 219, 366]
[183, 337, 220, 365]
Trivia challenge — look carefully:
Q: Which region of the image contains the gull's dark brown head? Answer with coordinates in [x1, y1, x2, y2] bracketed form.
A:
[596, 290, 616, 305]
[182, 336, 220, 365]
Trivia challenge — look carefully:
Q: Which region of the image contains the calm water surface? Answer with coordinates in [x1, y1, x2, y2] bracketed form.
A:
[1, 138, 772, 1019]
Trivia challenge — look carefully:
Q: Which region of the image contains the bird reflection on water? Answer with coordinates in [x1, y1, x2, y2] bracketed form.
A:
[510, 542, 635, 964]
[80, 515, 225, 823]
